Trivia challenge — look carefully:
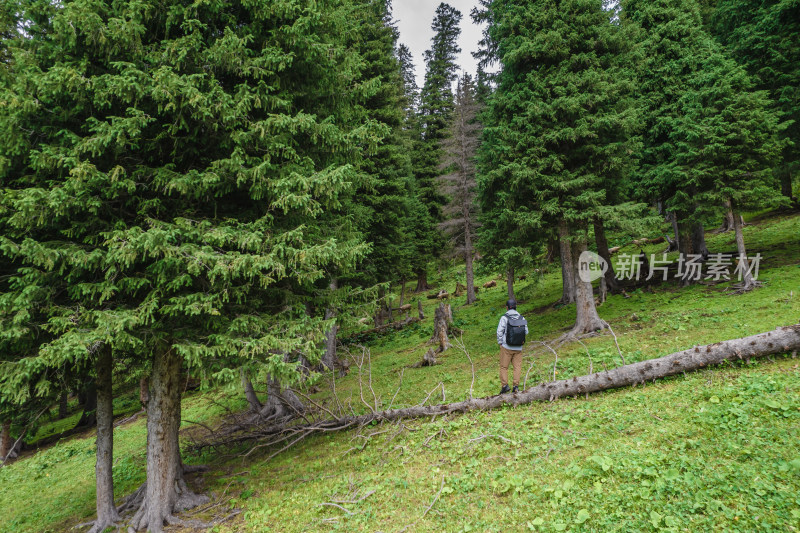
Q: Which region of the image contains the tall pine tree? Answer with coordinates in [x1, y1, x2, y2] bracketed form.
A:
[411, 2, 462, 292]
[711, 0, 800, 204]
[0, 0, 377, 530]
[623, 0, 784, 290]
[480, 0, 638, 336]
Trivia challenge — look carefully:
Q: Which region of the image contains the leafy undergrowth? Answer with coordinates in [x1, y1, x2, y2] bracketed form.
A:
[0, 211, 798, 533]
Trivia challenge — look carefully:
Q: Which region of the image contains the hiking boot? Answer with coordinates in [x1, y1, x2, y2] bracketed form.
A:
[500, 385, 511, 395]
[512, 386, 519, 393]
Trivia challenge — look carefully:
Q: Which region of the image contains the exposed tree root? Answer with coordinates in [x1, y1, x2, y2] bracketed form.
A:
[555, 318, 608, 346]
[727, 280, 764, 294]
[255, 378, 306, 422]
[191, 323, 800, 455]
[123, 473, 209, 532]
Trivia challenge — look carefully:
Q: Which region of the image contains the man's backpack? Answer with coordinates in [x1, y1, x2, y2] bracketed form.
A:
[505, 312, 527, 347]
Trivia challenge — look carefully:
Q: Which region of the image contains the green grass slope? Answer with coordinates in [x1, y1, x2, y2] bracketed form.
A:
[1, 211, 799, 533]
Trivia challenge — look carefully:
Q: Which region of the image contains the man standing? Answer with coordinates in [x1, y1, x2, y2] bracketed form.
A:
[496, 298, 528, 394]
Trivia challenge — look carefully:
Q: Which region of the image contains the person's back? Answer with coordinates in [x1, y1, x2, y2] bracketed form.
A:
[496, 299, 528, 394]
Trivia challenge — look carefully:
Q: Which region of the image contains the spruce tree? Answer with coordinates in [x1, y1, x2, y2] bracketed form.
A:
[397, 42, 419, 115]
[411, 2, 462, 291]
[623, 0, 783, 289]
[671, 48, 783, 291]
[480, 0, 637, 336]
[712, 0, 800, 203]
[0, 1, 376, 530]
[621, 0, 718, 269]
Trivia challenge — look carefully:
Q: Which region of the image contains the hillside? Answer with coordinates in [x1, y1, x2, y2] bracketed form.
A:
[1, 211, 798, 532]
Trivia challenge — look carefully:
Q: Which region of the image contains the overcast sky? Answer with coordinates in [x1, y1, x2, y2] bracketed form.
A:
[392, 0, 485, 89]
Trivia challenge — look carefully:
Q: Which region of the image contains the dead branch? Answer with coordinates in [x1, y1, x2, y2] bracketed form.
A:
[388, 368, 405, 409]
[318, 502, 353, 515]
[467, 434, 513, 445]
[604, 322, 626, 366]
[348, 317, 420, 338]
[453, 334, 476, 399]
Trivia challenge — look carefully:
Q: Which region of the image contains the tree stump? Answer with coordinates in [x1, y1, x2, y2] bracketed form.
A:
[430, 303, 453, 353]
[454, 282, 466, 297]
[418, 300, 425, 320]
[410, 349, 440, 368]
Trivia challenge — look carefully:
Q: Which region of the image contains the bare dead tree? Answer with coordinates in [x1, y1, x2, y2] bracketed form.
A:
[438, 73, 482, 305]
[729, 199, 761, 292]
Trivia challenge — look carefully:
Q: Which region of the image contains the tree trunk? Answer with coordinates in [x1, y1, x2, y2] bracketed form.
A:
[414, 269, 429, 293]
[385, 284, 393, 323]
[545, 237, 558, 264]
[399, 278, 406, 307]
[90, 346, 120, 533]
[599, 275, 607, 304]
[676, 219, 696, 286]
[375, 286, 390, 327]
[197, 325, 800, 452]
[720, 210, 735, 233]
[139, 376, 149, 410]
[411, 349, 439, 368]
[418, 300, 425, 320]
[58, 391, 68, 420]
[567, 232, 606, 337]
[241, 370, 262, 413]
[558, 220, 575, 304]
[780, 169, 796, 203]
[692, 222, 709, 260]
[430, 303, 453, 353]
[464, 235, 475, 305]
[593, 217, 621, 292]
[731, 204, 759, 291]
[507, 266, 515, 300]
[0, 420, 11, 461]
[669, 212, 681, 252]
[259, 376, 306, 421]
[464, 229, 476, 305]
[321, 278, 339, 371]
[76, 380, 97, 428]
[130, 348, 208, 533]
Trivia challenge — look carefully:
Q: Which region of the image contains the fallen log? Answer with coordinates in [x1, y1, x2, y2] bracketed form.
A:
[193, 323, 800, 451]
[346, 317, 420, 338]
[426, 289, 448, 300]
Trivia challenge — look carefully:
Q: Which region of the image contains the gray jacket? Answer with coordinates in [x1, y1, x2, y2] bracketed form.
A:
[497, 310, 528, 351]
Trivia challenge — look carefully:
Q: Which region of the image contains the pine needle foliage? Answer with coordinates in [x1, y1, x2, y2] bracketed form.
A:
[0, 0, 382, 400]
